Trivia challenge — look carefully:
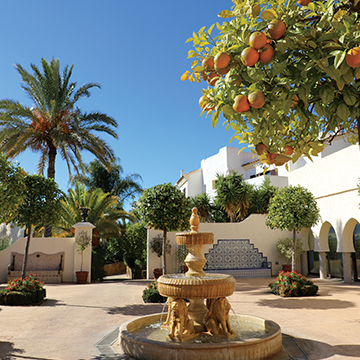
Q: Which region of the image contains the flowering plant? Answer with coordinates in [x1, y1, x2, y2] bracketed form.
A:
[269, 270, 318, 297]
[142, 281, 167, 303]
[75, 231, 92, 272]
[5, 274, 45, 293]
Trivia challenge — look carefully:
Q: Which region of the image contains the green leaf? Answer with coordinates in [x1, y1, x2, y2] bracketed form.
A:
[334, 50, 347, 69]
[336, 77, 345, 90]
[218, 10, 234, 18]
[271, 61, 287, 78]
[342, 70, 354, 85]
[343, 91, 357, 106]
[336, 102, 350, 121]
[325, 65, 341, 81]
[319, 86, 334, 105]
[308, 40, 317, 49]
[354, 67, 360, 80]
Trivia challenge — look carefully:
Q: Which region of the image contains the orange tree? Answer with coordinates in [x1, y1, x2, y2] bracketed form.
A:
[135, 183, 192, 275]
[183, 0, 360, 166]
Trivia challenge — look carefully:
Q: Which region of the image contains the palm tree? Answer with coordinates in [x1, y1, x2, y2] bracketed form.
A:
[0, 58, 118, 236]
[214, 171, 253, 222]
[55, 183, 136, 241]
[71, 159, 143, 208]
[0, 57, 118, 182]
[190, 193, 213, 222]
[248, 177, 278, 215]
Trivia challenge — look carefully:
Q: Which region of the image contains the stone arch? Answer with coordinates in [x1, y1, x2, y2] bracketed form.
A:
[341, 218, 357, 253]
[316, 221, 332, 252]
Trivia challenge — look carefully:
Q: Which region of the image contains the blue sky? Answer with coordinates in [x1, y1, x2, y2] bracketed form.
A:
[0, 1, 243, 202]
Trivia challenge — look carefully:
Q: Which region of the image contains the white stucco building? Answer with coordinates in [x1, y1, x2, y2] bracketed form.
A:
[175, 135, 360, 283]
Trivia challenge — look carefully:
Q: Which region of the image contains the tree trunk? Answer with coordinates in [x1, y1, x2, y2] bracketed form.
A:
[44, 144, 57, 237]
[21, 224, 32, 281]
[162, 228, 167, 275]
[292, 229, 297, 272]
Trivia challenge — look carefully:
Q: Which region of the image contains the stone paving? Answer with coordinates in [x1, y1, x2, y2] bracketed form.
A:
[0, 275, 360, 360]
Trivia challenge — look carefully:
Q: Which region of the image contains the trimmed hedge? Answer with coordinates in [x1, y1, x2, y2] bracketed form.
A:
[0, 274, 46, 305]
[0, 289, 46, 305]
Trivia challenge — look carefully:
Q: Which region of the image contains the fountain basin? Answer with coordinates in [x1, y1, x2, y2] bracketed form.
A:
[158, 273, 235, 299]
[120, 313, 282, 360]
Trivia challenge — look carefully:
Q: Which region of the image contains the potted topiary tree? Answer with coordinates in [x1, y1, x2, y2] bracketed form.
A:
[150, 234, 171, 279]
[266, 185, 320, 272]
[75, 230, 92, 283]
[277, 238, 304, 272]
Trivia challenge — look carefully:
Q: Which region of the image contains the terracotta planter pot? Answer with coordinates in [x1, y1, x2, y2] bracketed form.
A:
[76, 271, 89, 284]
[153, 268, 163, 279]
[282, 264, 292, 272]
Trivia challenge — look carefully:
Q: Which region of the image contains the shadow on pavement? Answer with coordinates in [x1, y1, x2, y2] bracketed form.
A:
[282, 334, 360, 359]
[256, 297, 355, 310]
[0, 341, 24, 360]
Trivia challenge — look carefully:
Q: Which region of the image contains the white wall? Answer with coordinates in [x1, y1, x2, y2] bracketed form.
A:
[0, 222, 94, 284]
[146, 214, 294, 279]
[288, 144, 360, 253]
[246, 175, 288, 189]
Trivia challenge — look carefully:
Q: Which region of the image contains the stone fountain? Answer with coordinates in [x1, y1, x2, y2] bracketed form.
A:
[120, 208, 282, 360]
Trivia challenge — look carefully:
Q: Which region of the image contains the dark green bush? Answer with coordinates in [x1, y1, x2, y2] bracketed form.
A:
[91, 245, 106, 282]
[269, 271, 318, 297]
[0, 275, 46, 305]
[142, 281, 167, 303]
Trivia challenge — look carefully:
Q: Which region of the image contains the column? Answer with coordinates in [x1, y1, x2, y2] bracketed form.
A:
[342, 252, 353, 284]
[72, 222, 95, 283]
[318, 251, 327, 279]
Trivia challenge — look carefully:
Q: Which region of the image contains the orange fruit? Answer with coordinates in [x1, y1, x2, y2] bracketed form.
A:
[215, 65, 230, 75]
[233, 95, 250, 113]
[248, 90, 265, 109]
[259, 44, 275, 64]
[268, 20, 286, 40]
[255, 143, 268, 155]
[298, 0, 311, 5]
[284, 145, 294, 155]
[207, 72, 220, 86]
[345, 47, 360, 68]
[241, 47, 259, 67]
[199, 95, 215, 111]
[202, 57, 215, 70]
[225, 73, 242, 86]
[214, 52, 231, 69]
[249, 32, 267, 50]
[266, 152, 278, 163]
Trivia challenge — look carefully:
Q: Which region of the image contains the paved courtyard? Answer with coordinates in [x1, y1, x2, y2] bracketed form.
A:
[0, 275, 360, 360]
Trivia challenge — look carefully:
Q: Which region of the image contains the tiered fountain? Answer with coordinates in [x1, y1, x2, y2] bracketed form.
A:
[120, 208, 282, 360]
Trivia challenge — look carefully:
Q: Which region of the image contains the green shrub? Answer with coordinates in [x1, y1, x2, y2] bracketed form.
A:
[0, 274, 46, 305]
[142, 281, 167, 303]
[269, 271, 318, 297]
[91, 245, 106, 282]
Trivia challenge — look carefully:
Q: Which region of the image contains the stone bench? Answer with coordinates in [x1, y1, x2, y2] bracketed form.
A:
[7, 251, 64, 284]
[204, 239, 272, 278]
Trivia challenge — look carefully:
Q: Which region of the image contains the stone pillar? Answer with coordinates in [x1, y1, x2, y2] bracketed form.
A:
[300, 252, 308, 276]
[342, 252, 353, 284]
[318, 251, 327, 279]
[72, 222, 95, 283]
